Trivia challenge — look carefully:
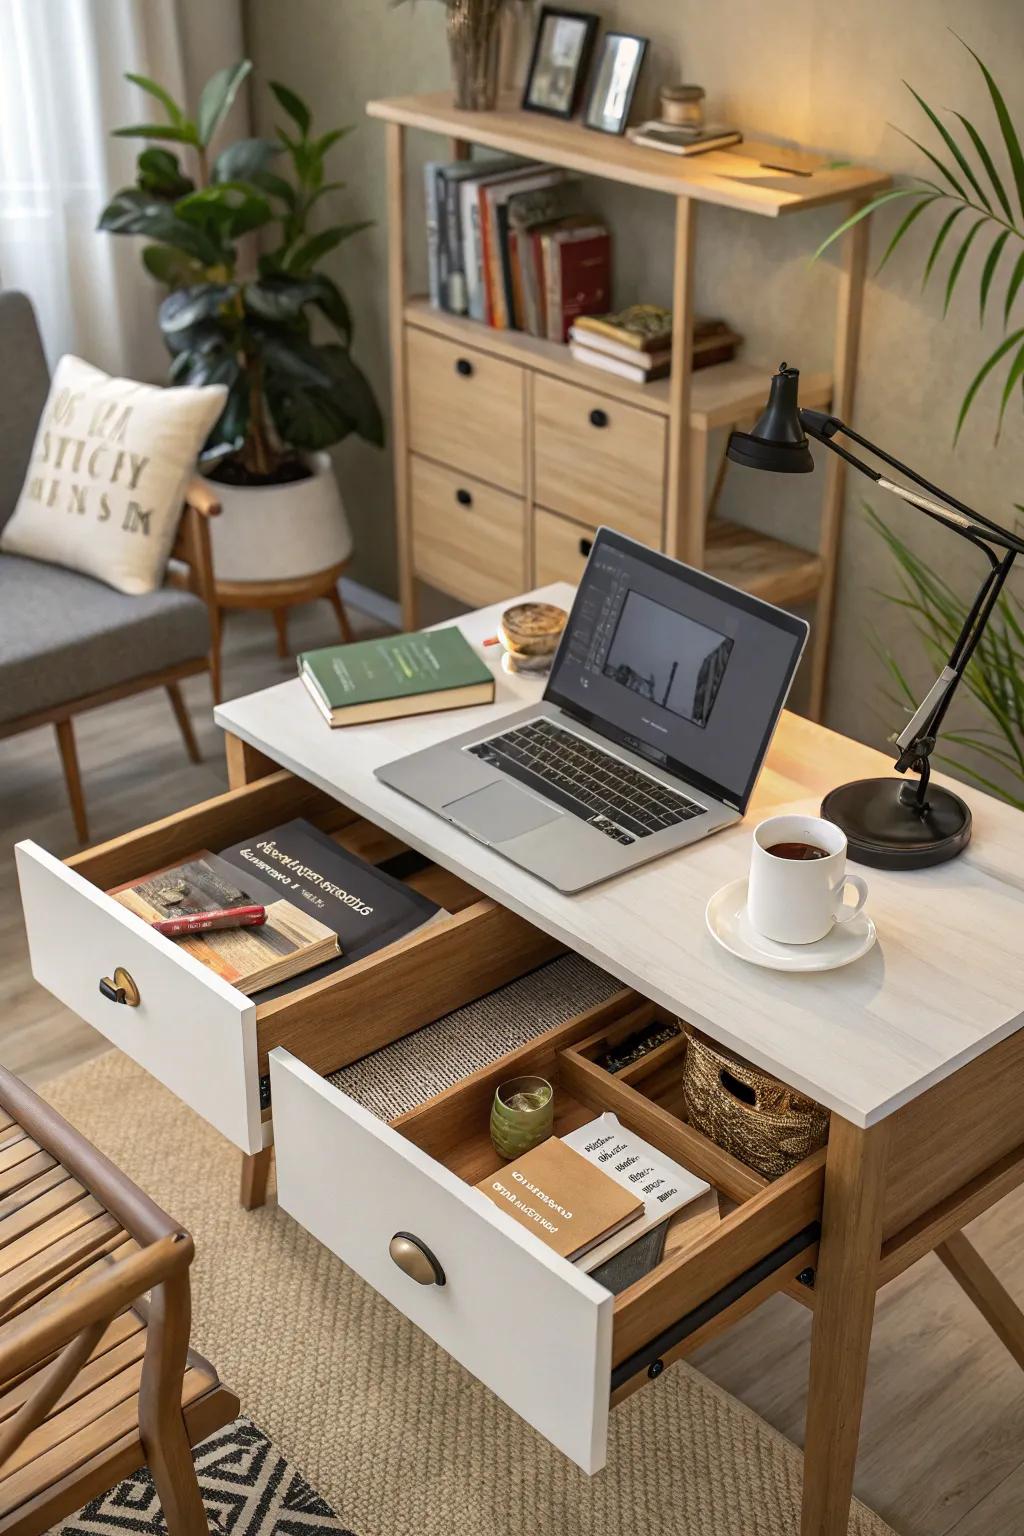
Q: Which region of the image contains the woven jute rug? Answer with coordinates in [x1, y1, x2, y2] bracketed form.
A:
[41, 1034, 896, 1536]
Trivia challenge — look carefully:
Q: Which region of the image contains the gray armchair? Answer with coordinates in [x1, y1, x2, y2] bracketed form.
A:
[0, 292, 222, 844]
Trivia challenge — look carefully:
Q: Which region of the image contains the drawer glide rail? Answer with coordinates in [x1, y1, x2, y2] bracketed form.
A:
[610, 1221, 821, 1391]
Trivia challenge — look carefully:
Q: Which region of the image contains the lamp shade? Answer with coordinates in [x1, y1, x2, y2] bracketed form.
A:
[727, 364, 814, 474]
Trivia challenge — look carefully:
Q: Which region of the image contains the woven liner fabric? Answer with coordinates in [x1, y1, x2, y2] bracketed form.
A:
[41, 1049, 896, 1536]
[327, 953, 622, 1118]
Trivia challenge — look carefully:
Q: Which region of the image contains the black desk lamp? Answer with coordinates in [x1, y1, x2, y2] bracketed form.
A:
[727, 364, 1024, 870]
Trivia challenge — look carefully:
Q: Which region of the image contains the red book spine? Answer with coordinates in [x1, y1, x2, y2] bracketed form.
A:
[151, 905, 266, 938]
[556, 231, 612, 344]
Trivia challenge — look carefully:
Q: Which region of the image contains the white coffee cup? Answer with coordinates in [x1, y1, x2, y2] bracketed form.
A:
[747, 814, 868, 946]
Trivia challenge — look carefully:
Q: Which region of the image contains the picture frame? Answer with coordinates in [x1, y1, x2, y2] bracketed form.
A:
[582, 32, 649, 136]
[522, 7, 599, 121]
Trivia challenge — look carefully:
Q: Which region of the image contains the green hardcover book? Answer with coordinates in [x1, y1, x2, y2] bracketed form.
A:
[298, 626, 495, 727]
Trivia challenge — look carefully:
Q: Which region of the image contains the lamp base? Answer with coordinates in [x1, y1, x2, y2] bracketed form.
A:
[820, 776, 972, 870]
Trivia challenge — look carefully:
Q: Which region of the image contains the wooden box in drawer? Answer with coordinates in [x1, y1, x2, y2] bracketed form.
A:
[15, 771, 561, 1156]
[411, 455, 525, 605]
[271, 990, 823, 1473]
[406, 326, 525, 493]
[533, 374, 665, 543]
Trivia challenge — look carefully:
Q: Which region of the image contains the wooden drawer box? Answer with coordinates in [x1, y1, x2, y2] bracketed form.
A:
[407, 326, 525, 493]
[15, 771, 560, 1156]
[533, 507, 596, 586]
[271, 991, 823, 1473]
[533, 374, 665, 544]
[410, 455, 525, 606]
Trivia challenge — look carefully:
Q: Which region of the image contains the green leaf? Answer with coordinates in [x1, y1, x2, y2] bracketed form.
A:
[922, 205, 967, 289]
[266, 378, 354, 451]
[260, 335, 337, 389]
[957, 37, 1024, 221]
[1004, 250, 1024, 327]
[269, 81, 311, 136]
[196, 60, 252, 148]
[314, 127, 352, 157]
[244, 276, 322, 322]
[249, 169, 297, 207]
[203, 375, 249, 455]
[954, 326, 1024, 441]
[944, 218, 986, 315]
[175, 182, 272, 238]
[212, 136, 282, 184]
[307, 272, 352, 341]
[995, 336, 1024, 437]
[287, 221, 372, 272]
[905, 83, 992, 211]
[812, 188, 926, 263]
[892, 124, 967, 199]
[136, 148, 194, 200]
[979, 230, 1011, 322]
[316, 344, 384, 445]
[875, 192, 938, 273]
[141, 243, 205, 287]
[97, 188, 225, 264]
[112, 123, 199, 145]
[949, 111, 1015, 222]
[159, 283, 235, 332]
[123, 72, 185, 126]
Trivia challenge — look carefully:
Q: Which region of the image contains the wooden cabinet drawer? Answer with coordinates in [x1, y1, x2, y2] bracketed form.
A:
[15, 771, 560, 1156]
[271, 991, 823, 1473]
[407, 326, 525, 493]
[411, 456, 525, 606]
[533, 507, 598, 586]
[533, 374, 665, 544]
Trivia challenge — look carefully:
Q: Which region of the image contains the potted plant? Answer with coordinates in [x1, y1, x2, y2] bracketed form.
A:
[99, 60, 383, 586]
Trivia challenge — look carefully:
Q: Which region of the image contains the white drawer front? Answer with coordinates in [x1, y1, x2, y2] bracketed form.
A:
[270, 1048, 613, 1473]
[16, 842, 262, 1154]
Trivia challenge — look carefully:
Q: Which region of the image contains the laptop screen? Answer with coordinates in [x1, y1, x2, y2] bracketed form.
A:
[544, 527, 808, 810]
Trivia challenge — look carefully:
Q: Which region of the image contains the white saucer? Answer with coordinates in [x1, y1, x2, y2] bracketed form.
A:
[705, 878, 877, 972]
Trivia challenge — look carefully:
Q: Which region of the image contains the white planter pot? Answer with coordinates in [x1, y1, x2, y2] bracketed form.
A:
[203, 451, 353, 585]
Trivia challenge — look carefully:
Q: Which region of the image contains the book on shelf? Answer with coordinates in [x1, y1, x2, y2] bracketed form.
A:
[562, 1112, 711, 1272]
[506, 181, 586, 336]
[475, 1135, 644, 1262]
[628, 123, 743, 156]
[572, 305, 673, 354]
[541, 223, 612, 344]
[480, 165, 567, 329]
[425, 156, 524, 315]
[569, 309, 741, 379]
[109, 853, 339, 995]
[568, 343, 671, 383]
[460, 161, 534, 322]
[298, 626, 495, 728]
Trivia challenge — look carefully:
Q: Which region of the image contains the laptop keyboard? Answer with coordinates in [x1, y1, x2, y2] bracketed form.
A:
[467, 718, 706, 843]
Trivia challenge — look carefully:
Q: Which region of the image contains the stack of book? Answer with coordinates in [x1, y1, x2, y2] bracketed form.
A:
[425, 157, 611, 344]
[569, 305, 742, 384]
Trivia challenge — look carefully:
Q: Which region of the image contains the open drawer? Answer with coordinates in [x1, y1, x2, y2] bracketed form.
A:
[270, 990, 825, 1473]
[15, 770, 561, 1155]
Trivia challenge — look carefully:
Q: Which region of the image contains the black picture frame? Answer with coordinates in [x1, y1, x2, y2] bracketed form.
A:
[521, 7, 600, 121]
[582, 32, 649, 136]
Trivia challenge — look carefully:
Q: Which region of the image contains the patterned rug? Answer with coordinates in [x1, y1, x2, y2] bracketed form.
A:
[53, 1418, 354, 1536]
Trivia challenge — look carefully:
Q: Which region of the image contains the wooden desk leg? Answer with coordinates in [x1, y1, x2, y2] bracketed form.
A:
[224, 730, 278, 790]
[240, 1147, 273, 1211]
[800, 1115, 889, 1536]
[937, 1230, 1024, 1370]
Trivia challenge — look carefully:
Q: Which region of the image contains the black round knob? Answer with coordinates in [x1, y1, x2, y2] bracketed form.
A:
[579, 537, 593, 557]
[589, 408, 609, 428]
[648, 1359, 665, 1380]
[455, 357, 474, 377]
[455, 487, 473, 507]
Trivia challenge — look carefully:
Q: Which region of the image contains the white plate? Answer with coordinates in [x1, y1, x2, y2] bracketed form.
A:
[705, 878, 877, 972]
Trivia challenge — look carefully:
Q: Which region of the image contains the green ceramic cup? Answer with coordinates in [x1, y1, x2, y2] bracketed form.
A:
[490, 1075, 554, 1160]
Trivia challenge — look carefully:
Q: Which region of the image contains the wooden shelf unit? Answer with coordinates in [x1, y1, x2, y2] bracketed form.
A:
[370, 92, 889, 717]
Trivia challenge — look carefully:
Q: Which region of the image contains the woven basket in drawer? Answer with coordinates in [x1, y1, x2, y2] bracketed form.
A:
[681, 1029, 829, 1179]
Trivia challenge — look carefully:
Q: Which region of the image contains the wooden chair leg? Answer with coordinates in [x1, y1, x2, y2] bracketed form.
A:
[240, 1148, 273, 1210]
[166, 683, 201, 764]
[208, 609, 223, 705]
[937, 1229, 1024, 1369]
[139, 1272, 209, 1536]
[54, 718, 88, 844]
[272, 608, 289, 658]
[327, 584, 354, 644]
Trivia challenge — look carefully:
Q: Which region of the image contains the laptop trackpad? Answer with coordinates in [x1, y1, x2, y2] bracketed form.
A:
[442, 781, 563, 843]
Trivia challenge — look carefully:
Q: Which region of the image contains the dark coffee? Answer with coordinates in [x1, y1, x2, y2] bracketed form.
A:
[767, 840, 829, 861]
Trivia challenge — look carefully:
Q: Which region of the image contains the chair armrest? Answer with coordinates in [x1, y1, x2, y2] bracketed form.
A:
[184, 478, 220, 518]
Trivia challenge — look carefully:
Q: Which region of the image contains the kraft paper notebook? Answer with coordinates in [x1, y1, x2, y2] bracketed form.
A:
[475, 1136, 643, 1262]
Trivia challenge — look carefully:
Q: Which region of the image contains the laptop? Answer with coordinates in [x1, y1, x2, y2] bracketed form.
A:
[376, 528, 809, 891]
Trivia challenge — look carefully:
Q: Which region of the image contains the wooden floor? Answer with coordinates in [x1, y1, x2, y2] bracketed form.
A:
[2, 598, 1022, 1536]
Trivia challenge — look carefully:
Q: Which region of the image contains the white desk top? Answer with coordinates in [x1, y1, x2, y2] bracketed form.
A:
[216, 584, 1024, 1128]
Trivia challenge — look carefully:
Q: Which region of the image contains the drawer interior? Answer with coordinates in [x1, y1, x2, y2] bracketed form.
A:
[68, 770, 561, 1082]
[342, 989, 825, 1397]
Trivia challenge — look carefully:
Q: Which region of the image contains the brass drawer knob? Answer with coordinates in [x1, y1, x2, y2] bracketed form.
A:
[388, 1232, 446, 1287]
[98, 967, 141, 1007]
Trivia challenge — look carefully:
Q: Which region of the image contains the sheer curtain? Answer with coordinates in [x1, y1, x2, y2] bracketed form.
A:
[0, 0, 243, 379]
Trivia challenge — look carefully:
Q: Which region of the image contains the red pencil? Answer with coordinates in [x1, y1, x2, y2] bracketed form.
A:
[151, 905, 266, 938]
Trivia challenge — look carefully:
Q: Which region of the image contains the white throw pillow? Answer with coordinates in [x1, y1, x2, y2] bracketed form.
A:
[0, 354, 227, 595]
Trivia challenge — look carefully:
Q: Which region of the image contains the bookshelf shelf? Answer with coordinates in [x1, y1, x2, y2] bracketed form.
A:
[373, 92, 888, 716]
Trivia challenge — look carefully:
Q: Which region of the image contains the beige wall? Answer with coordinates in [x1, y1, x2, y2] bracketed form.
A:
[244, 0, 1024, 768]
